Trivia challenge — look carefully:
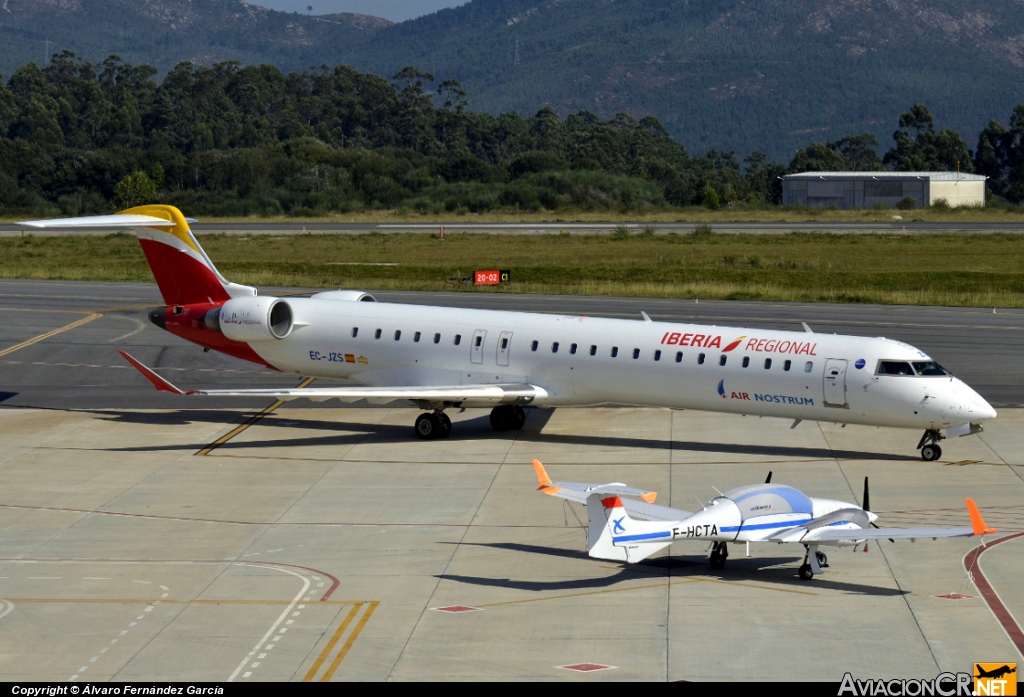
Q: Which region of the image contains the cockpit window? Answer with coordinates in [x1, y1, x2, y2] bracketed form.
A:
[912, 361, 949, 376]
[876, 361, 914, 376]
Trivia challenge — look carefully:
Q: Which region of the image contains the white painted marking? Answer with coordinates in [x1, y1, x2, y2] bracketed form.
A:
[119, 631, 128, 636]
[242, 553, 260, 557]
[312, 576, 321, 581]
[83, 577, 110, 580]
[271, 636, 281, 642]
[69, 676, 77, 681]
[278, 627, 287, 633]
[132, 580, 151, 584]
[258, 653, 266, 659]
[227, 566, 310, 682]
[159, 585, 169, 591]
[286, 620, 293, 625]
[111, 639, 118, 644]
[28, 576, 61, 579]
[251, 662, 259, 668]
[242, 672, 251, 678]
[265, 644, 274, 650]
[144, 606, 153, 612]
[136, 615, 144, 620]
[0, 600, 14, 620]
[316, 582, 324, 588]
[161, 593, 169, 598]
[100, 648, 109, 654]
[292, 612, 300, 617]
[129, 622, 136, 627]
[297, 605, 305, 609]
[79, 667, 88, 672]
[89, 657, 97, 663]
[267, 549, 283, 553]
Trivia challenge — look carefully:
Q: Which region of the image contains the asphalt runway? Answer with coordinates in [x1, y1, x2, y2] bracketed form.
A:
[1, 280, 1023, 681]
[4, 220, 1024, 236]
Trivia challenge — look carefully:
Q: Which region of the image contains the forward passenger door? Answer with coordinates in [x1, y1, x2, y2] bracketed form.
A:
[823, 359, 849, 407]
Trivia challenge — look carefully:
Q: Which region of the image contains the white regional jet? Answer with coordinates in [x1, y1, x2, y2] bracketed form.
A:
[21, 205, 996, 459]
[531, 460, 995, 580]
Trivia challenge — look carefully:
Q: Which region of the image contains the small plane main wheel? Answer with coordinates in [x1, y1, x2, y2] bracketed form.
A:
[816, 551, 829, 568]
[415, 413, 441, 440]
[799, 563, 814, 581]
[920, 444, 941, 461]
[708, 552, 726, 570]
[437, 413, 452, 438]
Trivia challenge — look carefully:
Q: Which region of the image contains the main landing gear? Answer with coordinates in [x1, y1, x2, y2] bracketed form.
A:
[489, 404, 526, 432]
[413, 405, 527, 440]
[798, 546, 828, 580]
[917, 429, 944, 461]
[414, 411, 452, 440]
[708, 541, 728, 570]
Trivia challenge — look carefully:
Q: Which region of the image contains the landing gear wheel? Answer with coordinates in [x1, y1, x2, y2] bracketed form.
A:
[415, 413, 441, 440]
[815, 551, 829, 568]
[490, 405, 527, 432]
[920, 444, 941, 461]
[799, 563, 814, 581]
[437, 412, 452, 438]
[708, 542, 728, 570]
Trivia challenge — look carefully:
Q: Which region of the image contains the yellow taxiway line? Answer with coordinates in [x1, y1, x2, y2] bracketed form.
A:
[196, 376, 315, 456]
[0, 313, 101, 358]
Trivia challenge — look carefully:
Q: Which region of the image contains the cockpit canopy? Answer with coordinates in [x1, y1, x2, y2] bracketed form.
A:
[876, 360, 951, 377]
[719, 484, 813, 521]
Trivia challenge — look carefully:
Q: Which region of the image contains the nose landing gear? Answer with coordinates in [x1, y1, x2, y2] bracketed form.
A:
[708, 541, 728, 570]
[917, 429, 944, 461]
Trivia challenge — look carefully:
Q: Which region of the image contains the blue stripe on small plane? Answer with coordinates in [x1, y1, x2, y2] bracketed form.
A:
[721, 515, 813, 532]
[613, 531, 672, 543]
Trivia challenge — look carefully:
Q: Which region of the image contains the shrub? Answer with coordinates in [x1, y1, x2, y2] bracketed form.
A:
[896, 196, 917, 210]
[702, 185, 721, 210]
[931, 197, 950, 210]
[112, 171, 156, 210]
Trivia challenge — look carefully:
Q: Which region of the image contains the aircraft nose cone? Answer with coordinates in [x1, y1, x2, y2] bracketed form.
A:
[973, 398, 997, 421]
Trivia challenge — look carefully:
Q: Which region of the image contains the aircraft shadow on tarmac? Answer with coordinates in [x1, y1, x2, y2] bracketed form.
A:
[88, 408, 914, 461]
[0, 392, 17, 404]
[438, 542, 907, 597]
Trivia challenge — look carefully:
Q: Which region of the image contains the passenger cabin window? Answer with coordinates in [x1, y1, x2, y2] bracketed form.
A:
[877, 361, 914, 376]
[414, 331, 421, 342]
[764, 358, 772, 369]
[433, 333, 441, 344]
[675, 351, 683, 363]
[552, 342, 559, 353]
[475, 335, 483, 347]
[454, 334, 462, 346]
[394, 330, 401, 341]
[501, 338, 509, 349]
[742, 356, 750, 368]
[719, 355, 727, 367]
[351, 327, 359, 338]
[784, 360, 792, 371]
[633, 348, 640, 359]
[531, 340, 539, 352]
[570, 343, 578, 355]
[590, 345, 597, 356]
[698, 353, 706, 365]
[611, 347, 619, 358]
[913, 361, 948, 376]
[654, 350, 662, 361]
[374, 329, 382, 339]
[804, 361, 813, 373]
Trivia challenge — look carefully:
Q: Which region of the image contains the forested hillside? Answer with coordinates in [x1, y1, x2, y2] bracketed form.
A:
[2, 54, 1023, 217]
[3, 0, 1024, 158]
[0, 0, 390, 76]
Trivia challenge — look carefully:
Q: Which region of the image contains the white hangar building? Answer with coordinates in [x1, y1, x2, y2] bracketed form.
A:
[781, 171, 986, 208]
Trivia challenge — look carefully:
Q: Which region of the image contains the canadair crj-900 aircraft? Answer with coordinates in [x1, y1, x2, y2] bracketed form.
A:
[21, 205, 997, 459]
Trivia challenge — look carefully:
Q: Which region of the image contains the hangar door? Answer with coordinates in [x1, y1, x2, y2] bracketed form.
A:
[823, 359, 848, 407]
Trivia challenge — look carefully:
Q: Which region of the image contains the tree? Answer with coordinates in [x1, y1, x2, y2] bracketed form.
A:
[744, 150, 785, 204]
[112, 171, 156, 210]
[828, 133, 882, 171]
[884, 104, 973, 172]
[787, 142, 844, 172]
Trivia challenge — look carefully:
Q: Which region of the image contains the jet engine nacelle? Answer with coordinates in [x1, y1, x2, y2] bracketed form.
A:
[309, 290, 376, 302]
[206, 296, 294, 341]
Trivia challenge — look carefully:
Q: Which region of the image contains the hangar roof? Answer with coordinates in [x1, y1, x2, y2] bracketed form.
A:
[782, 171, 986, 181]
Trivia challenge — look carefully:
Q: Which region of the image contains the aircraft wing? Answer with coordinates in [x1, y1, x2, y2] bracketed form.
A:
[768, 499, 994, 543]
[531, 459, 692, 522]
[120, 352, 548, 406]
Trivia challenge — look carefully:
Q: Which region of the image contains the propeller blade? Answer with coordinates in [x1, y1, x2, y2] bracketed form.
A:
[863, 476, 870, 512]
[764, 471, 773, 484]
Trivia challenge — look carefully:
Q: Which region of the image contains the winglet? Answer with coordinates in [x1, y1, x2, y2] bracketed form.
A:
[119, 351, 188, 395]
[640, 492, 658, 503]
[532, 459, 560, 495]
[966, 499, 997, 535]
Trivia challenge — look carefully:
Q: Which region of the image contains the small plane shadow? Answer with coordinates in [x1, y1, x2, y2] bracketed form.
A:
[441, 541, 907, 596]
[0, 392, 18, 404]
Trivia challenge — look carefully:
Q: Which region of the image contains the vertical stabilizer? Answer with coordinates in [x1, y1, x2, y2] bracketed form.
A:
[585, 494, 672, 563]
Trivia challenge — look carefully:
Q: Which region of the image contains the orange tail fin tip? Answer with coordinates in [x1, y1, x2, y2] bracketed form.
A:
[966, 499, 997, 535]
[532, 459, 552, 488]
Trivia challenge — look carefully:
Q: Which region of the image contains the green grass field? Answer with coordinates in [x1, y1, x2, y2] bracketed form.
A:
[3, 230, 1024, 307]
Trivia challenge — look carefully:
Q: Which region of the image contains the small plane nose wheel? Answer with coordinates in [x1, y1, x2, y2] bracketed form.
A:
[798, 563, 814, 580]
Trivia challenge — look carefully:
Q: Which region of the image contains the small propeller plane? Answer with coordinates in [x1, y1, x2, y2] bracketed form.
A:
[532, 460, 995, 580]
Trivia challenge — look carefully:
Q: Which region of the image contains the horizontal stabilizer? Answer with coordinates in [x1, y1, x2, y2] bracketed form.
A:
[18, 214, 177, 229]
[531, 460, 689, 521]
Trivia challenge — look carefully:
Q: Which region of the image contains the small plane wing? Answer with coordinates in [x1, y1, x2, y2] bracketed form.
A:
[769, 498, 995, 543]
[532, 459, 692, 522]
[120, 351, 548, 406]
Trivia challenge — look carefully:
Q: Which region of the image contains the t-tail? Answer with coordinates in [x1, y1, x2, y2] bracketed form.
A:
[18, 205, 273, 365]
[586, 495, 672, 563]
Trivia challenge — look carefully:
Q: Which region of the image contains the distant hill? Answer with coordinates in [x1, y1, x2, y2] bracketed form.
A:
[341, 0, 1024, 158]
[0, 0, 391, 75]
[3, 0, 1024, 157]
